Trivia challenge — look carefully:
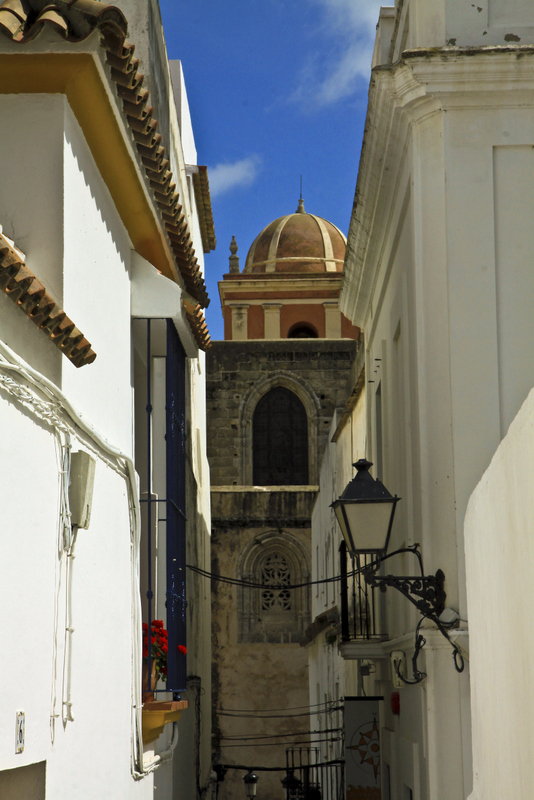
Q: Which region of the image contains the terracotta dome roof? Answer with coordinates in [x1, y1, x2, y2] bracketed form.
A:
[244, 200, 346, 274]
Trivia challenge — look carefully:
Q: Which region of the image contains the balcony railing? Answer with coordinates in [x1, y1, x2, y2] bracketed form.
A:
[285, 747, 344, 800]
[339, 542, 387, 642]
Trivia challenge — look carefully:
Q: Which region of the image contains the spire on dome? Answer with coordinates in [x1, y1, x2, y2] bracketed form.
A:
[229, 236, 240, 273]
[295, 198, 306, 214]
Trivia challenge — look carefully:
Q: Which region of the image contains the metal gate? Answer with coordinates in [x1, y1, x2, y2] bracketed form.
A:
[284, 748, 344, 800]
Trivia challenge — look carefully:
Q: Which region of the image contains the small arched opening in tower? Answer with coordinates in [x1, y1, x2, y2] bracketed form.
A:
[287, 322, 319, 339]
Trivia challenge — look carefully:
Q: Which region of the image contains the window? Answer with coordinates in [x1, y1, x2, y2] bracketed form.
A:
[375, 381, 383, 481]
[134, 318, 187, 693]
[253, 387, 309, 485]
[238, 531, 310, 643]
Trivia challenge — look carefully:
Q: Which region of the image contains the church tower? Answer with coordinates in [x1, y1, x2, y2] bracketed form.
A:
[219, 199, 359, 342]
[207, 201, 359, 800]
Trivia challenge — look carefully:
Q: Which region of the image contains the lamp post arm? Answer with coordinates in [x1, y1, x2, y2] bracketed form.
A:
[363, 566, 465, 675]
[363, 569, 447, 619]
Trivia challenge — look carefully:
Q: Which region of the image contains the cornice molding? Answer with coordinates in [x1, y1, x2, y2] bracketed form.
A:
[341, 46, 534, 328]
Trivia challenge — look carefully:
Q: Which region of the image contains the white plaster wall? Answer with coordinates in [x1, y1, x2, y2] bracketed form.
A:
[0, 94, 150, 799]
[0, 400, 59, 767]
[170, 61, 198, 167]
[0, 95, 65, 386]
[401, 0, 534, 49]
[309, 397, 366, 761]
[0, 38, 211, 800]
[61, 99, 134, 457]
[0, 396, 150, 799]
[465, 386, 534, 800]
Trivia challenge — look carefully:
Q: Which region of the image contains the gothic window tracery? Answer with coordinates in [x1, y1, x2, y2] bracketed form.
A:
[261, 553, 292, 611]
[238, 533, 310, 644]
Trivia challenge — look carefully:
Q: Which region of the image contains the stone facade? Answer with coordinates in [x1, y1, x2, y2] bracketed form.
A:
[207, 338, 358, 487]
[207, 337, 357, 800]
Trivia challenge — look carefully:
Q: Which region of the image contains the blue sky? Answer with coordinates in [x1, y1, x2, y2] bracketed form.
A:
[159, 0, 384, 340]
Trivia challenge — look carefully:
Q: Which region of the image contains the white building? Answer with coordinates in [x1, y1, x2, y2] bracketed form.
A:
[309, 1, 534, 799]
[0, 1, 214, 798]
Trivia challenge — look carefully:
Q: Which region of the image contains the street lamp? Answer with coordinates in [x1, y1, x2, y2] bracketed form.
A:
[243, 771, 259, 798]
[331, 459, 399, 555]
[332, 459, 446, 619]
[281, 770, 302, 800]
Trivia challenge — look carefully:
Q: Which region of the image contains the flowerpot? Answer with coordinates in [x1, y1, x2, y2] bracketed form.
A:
[142, 658, 158, 703]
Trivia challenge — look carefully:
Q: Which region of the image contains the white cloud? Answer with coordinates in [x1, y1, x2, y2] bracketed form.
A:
[292, 0, 384, 109]
[208, 156, 262, 198]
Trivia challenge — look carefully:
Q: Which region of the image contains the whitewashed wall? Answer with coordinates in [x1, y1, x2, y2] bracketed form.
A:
[0, 93, 150, 798]
[308, 393, 366, 760]
[0, 397, 150, 799]
[62, 101, 134, 456]
[0, 7, 212, 798]
[465, 387, 534, 800]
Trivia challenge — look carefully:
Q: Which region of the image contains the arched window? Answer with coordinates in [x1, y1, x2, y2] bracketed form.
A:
[253, 387, 309, 485]
[238, 532, 310, 644]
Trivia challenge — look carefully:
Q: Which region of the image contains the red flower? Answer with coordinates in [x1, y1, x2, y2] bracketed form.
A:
[177, 644, 187, 655]
[142, 619, 170, 682]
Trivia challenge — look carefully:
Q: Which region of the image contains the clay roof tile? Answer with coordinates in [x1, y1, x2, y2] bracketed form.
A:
[0, 232, 97, 367]
[0, 0, 211, 308]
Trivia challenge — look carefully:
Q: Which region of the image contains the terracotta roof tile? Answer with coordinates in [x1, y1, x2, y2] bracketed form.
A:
[0, 0, 210, 308]
[183, 299, 211, 352]
[0, 0, 127, 43]
[192, 166, 216, 254]
[0, 232, 97, 367]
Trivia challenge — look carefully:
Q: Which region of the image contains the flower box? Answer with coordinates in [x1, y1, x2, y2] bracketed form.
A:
[142, 700, 188, 744]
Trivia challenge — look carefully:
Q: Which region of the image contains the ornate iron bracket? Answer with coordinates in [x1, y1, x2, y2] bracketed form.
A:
[363, 568, 446, 619]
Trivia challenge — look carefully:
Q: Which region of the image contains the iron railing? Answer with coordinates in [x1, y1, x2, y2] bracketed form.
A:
[285, 748, 344, 800]
[339, 542, 387, 642]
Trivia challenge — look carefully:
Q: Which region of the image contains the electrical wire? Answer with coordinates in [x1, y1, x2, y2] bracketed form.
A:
[187, 563, 350, 589]
[218, 707, 343, 719]
[219, 737, 342, 748]
[218, 700, 340, 713]
[220, 728, 343, 741]
[393, 617, 427, 685]
[187, 545, 416, 590]
[216, 759, 344, 772]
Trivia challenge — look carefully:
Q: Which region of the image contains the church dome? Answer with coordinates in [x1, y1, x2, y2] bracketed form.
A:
[243, 199, 346, 274]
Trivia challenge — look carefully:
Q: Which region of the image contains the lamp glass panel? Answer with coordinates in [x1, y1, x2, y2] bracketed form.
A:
[342, 501, 395, 552]
[333, 504, 350, 543]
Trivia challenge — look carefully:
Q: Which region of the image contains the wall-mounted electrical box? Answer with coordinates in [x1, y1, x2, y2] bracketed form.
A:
[69, 451, 96, 529]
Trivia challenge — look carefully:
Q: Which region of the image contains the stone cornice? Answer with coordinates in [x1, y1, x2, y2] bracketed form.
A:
[219, 272, 343, 305]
